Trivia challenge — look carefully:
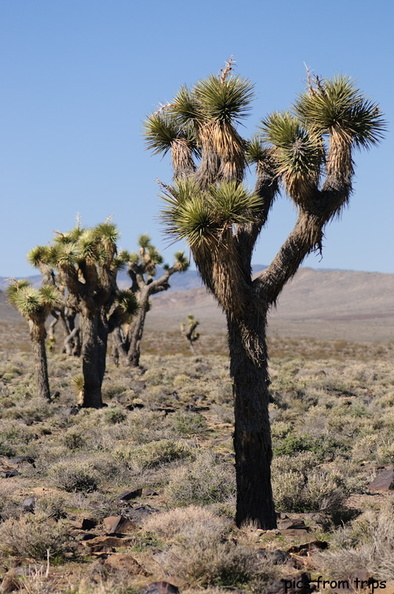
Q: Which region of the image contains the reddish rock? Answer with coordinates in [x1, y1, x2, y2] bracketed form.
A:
[103, 515, 137, 534]
[368, 468, 394, 492]
[82, 535, 131, 553]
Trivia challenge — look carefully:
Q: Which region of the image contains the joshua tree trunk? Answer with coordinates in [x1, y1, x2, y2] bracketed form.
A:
[31, 334, 51, 401]
[80, 312, 108, 408]
[227, 307, 276, 528]
[128, 293, 149, 367]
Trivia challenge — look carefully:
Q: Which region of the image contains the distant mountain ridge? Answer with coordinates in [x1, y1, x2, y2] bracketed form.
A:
[0, 265, 267, 292]
[2, 267, 393, 342]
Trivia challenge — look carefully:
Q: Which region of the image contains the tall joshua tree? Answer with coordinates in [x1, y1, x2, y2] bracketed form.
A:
[6, 280, 59, 401]
[116, 234, 189, 367]
[29, 221, 138, 408]
[144, 60, 385, 528]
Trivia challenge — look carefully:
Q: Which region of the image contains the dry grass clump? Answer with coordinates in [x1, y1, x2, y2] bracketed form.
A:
[142, 507, 277, 589]
[49, 461, 100, 493]
[272, 468, 348, 521]
[315, 501, 394, 579]
[0, 513, 72, 560]
[166, 451, 235, 506]
[143, 505, 230, 541]
[114, 438, 196, 472]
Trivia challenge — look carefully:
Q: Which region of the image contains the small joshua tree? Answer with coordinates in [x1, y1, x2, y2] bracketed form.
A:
[6, 280, 59, 400]
[27, 245, 81, 356]
[144, 60, 385, 528]
[113, 234, 189, 367]
[29, 221, 138, 408]
[180, 314, 200, 355]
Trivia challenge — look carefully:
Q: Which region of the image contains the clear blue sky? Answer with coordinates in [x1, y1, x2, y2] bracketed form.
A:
[1, 0, 392, 277]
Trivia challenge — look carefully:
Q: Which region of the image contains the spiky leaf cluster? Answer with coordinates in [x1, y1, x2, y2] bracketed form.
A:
[260, 76, 385, 204]
[144, 68, 253, 181]
[161, 180, 262, 249]
[130, 234, 164, 277]
[6, 281, 59, 320]
[294, 76, 385, 149]
[109, 289, 139, 329]
[173, 251, 190, 272]
[193, 75, 254, 124]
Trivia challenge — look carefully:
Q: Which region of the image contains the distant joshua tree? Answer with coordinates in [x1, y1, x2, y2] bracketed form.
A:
[180, 314, 200, 355]
[29, 221, 138, 408]
[144, 59, 385, 528]
[27, 245, 81, 356]
[6, 280, 59, 401]
[112, 234, 189, 367]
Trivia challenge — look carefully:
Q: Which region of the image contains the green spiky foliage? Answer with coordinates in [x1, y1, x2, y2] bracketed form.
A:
[144, 61, 385, 531]
[294, 76, 385, 149]
[161, 180, 262, 250]
[108, 289, 139, 331]
[6, 281, 59, 335]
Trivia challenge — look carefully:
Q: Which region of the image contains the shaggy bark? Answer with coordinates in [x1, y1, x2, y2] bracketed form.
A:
[80, 312, 108, 408]
[31, 332, 51, 401]
[127, 294, 149, 367]
[227, 311, 276, 528]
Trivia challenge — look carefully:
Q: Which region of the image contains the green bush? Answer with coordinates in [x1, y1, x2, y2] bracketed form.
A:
[114, 438, 195, 472]
[49, 461, 100, 493]
[166, 452, 235, 506]
[104, 406, 127, 424]
[272, 469, 348, 522]
[170, 411, 209, 436]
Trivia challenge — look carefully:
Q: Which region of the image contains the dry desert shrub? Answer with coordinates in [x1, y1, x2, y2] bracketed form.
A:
[0, 513, 72, 560]
[315, 502, 394, 579]
[272, 468, 348, 521]
[142, 506, 276, 588]
[48, 460, 100, 493]
[114, 438, 195, 472]
[143, 505, 230, 541]
[0, 482, 22, 520]
[165, 451, 235, 506]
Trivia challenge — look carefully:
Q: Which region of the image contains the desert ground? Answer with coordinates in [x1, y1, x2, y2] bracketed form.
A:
[0, 268, 393, 593]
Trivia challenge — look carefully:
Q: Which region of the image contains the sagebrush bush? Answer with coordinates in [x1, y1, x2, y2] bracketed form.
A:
[143, 506, 230, 541]
[35, 492, 69, 520]
[103, 406, 127, 424]
[143, 506, 276, 587]
[315, 504, 394, 579]
[272, 469, 348, 521]
[166, 451, 235, 506]
[114, 438, 195, 472]
[49, 461, 100, 492]
[0, 513, 71, 560]
[170, 411, 209, 436]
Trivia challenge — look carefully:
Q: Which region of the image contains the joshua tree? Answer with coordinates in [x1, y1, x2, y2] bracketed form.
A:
[144, 60, 385, 528]
[180, 314, 200, 355]
[6, 280, 59, 400]
[113, 234, 189, 367]
[27, 246, 81, 356]
[29, 221, 138, 408]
